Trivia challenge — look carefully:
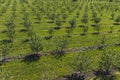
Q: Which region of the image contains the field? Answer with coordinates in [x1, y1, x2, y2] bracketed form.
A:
[1, 0, 120, 80]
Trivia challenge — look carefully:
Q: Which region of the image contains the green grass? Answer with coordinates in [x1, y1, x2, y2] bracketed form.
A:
[0, 0, 120, 80]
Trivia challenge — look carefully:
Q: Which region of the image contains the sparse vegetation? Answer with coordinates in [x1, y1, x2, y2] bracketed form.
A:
[0, 0, 120, 80]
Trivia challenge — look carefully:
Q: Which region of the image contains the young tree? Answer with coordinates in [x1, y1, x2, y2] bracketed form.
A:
[48, 27, 54, 38]
[92, 12, 97, 18]
[115, 52, 120, 69]
[81, 17, 88, 24]
[94, 24, 101, 34]
[30, 34, 43, 54]
[65, 28, 73, 38]
[27, 28, 34, 37]
[55, 18, 62, 29]
[81, 26, 88, 35]
[23, 20, 31, 31]
[11, 11, 16, 19]
[93, 16, 101, 34]
[5, 20, 15, 42]
[36, 12, 42, 23]
[115, 15, 120, 25]
[94, 17, 101, 25]
[111, 12, 115, 20]
[98, 36, 106, 50]
[98, 49, 116, 74]
[23, 13, 29, 21]
[76, 11, 80, 17]
[109, 26, 114, 33]
[54, 36, 69, 56]
[81, 13, 89, 35]
[45, 27, 54, 40]
[71, 52, 92, 80]
[93, 46, 117, 80]
[6, 27, 15, 42]
[0, 43, 12, 59]
[62, 13, 67, 22]
[49, 13, 55, 23]
[69, 17, 76, 28]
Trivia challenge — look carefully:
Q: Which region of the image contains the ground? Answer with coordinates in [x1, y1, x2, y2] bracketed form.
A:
[0, 0, 120, 80]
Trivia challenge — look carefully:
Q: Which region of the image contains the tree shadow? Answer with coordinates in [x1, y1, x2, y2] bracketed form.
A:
[54, 27, 61, 30]
[118, 30, 120, 32]
[108, 31, 113, 33]
[44, 36, 52, 40]
[79, 25, 85, 28]
[80, 33, 86, 36]
[116, 67, 120, 72]
[1, 30, 7, 33]
[114, 43, 120, 46]
[113, 23, 120, 25]
[22, 54, 41, 64]
[1, 39, 12, 44]
[91, 24, 97, 27]
[19, 29, 28, 32]
[97, 45, 105, 50]
[34, 21, 40, 24]
[47, 21, 54, 23]
[54, 72, 85, 80]
[91, 32, 100, 35]
[22, 38, 30, 43]
[93, 69, 116, 80]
